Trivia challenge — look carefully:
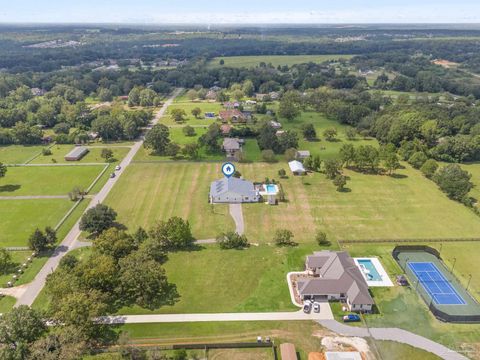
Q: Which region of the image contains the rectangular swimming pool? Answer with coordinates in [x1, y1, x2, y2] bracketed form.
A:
[266, 184, 277, 193]
[357, 259, 382, 281]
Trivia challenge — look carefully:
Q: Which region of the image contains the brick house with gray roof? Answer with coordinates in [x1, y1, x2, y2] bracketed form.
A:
[298, 250, 374, 312]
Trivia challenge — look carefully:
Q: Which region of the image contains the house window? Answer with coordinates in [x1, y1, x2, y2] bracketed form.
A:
[245, 197, 249, 200]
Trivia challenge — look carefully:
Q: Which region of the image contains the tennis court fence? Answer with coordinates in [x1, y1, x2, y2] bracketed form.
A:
[393, 245, 480, 323]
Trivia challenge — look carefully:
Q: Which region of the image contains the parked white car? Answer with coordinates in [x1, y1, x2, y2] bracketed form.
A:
[303, 300, 312, 313]
[115, 165, 121, 171]
[313, 302, 320, 313]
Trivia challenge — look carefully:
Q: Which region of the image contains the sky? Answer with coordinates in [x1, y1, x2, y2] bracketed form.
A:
[1, 0, 480, 24]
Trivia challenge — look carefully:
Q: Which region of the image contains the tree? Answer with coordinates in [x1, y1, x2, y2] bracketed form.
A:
[191, 107, 201, 119]
[0, 162, 6, 178]
[149, 217, 194, 250]
[219, 59, 225, 65]
[182, 125, 196, 137]
[165, 142, 181, 157]
[44, 226, 57, 246]
[339, 144, 356, 167]
[278, 169, 287, 178]
[118, 252, 175, 310]
[28, 229, 49, 252]
[408, 151, 428, 169]
[433, 164, 473, 201]
[278, 91, 301, 121]
[311, 155, 322, 172]
[323, 128, 337, 141]
[355, 145, 380, 172]
[262, 149, 276, 162]
[284, 148, 298, 161]
[216, 231, 249, 249]
[100, 148, 114, 162]
[144, 124, 170, 154]
[79, 204, 117, 235]
[324, 159, 342, 179]
[420, 159, 439, 178]
[273, 229, 297, 247]
[128, 87, 141, 107]
[94, 228, 137, 260]
[198, 123, 221, 152]
[29, 326, 87, 360]
[333, 174, 347, 191]
[98, 88, 113, 102]
[345, 127, 357, 140]
[0, 306, 46, 359]
[302, 123, 317, 140]
[186, 89, 198, 101]
[242, 80, 255, 97]
[384, 152, 401, 175]
[182, 143, 200, 159]
[0, 248, 13, 274]
[232, 89, 244, 101]
[170, 108, 187, 123]
[316, 231, 331, 246]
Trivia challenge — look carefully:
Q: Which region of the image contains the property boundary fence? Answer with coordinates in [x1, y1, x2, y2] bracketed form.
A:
[392, 245, 480, 323]
[341, 237, 480, 244]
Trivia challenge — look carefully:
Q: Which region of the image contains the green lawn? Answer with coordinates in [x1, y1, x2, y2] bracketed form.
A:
[279, 111, 377, 160]
[117, 321, 325, 358]
[374, 341, 441, 360]
[238, 163, 480, 244]
[0, 199, 75, 247]
[209, 55, 354, 68]
[160, 101, 223, 127]
[30, 145, 130, 164]
[118, 244, 315, 315]
[0, 296, 16, 314]
[0, 145, 45, 164]
[0, 165, 104, 196]
[105, 163, 234, 239]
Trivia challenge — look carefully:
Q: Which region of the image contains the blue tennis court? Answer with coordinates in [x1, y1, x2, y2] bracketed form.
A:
[408, 262, 466, 305]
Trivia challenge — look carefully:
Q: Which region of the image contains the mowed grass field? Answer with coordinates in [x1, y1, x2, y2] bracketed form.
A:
[105, 162, 480, 244]
[0, 165, 104, 196]
[209, 55, 354, 68]
[118, 244, 305, 315]
[161, 101, 223, 127]
[0, 145, 45, 164]
[0, 199, 73, 246]
[105, 163, 234, 239]
[30, 145, 130, 164]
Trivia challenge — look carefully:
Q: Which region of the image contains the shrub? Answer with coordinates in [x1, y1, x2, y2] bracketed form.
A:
[216, 231, 249, 249]
[262, 149, 276, 162]
[316, 231, 331, 246]
[273, 229, 297, 247]
[420, 159, 439, 178]
[41, 148, 52, 156]
[408, 151, 428, 169]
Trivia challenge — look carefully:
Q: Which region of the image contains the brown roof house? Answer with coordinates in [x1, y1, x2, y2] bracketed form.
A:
[222, 137, 244, 160]
[298, 251, 374, 312]
[219, 109, 247, 124]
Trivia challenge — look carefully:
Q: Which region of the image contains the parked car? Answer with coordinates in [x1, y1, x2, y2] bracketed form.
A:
[303, 300, 312, 313]
[343, 314, 361, 322]
[115, 165, 121, 171]
[313, 302, 320, 313]
[110, 173, 116, 178]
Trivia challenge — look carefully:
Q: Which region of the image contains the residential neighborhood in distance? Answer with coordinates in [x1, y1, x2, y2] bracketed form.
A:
[1, 1, 480, 359]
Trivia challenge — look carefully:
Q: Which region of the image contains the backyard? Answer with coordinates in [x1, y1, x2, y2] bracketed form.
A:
[208, 55, 354, 68]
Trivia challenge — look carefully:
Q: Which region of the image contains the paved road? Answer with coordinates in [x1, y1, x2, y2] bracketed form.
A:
[229, 203, 245, 235]
[319, 320, 468, 360]
[14, 89, 182, 308]
[97, 307, 334, 324]
[0, 195, 69, 200]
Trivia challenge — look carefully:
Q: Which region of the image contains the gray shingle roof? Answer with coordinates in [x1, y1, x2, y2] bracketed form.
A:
[210, 177, 257, 198]
[300, 251, 374, 306]
[223, 138, 242, 151]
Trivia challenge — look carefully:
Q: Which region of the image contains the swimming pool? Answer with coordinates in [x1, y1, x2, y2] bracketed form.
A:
[357, 259, 382, 281]
[266, 184, 277, 193]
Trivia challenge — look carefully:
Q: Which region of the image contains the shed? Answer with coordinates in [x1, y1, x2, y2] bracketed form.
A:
[289, 160, 306, 175]
[296, 150, 311, 159]
[280, 343, 297, 360]
[65, 146, 89, 161]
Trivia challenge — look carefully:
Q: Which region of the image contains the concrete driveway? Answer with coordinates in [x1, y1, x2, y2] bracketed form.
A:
[229, 203, 244, 235]
[97, 306, 334, 324]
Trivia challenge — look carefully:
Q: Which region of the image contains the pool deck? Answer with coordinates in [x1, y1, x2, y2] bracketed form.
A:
[354, 257, 394, 287]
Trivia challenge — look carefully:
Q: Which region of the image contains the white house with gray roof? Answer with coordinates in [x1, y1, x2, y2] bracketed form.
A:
[297, 250, 374, 312]
[209, 177, 260, 204]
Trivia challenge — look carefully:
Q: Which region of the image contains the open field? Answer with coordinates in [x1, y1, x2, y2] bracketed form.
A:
[374, 340, 441, 360]
[118, 244, 312, 315]
[160, 101, 223, 127]
[239, 163, 480, 243]
[0, 145, 45, 164]
[209, 55, 354, 68]
[30, 145, 130, 164]
[105, 161, 480, 244]
[279, 111, 377, 160]
[207, 348, 274, 360]
[0, 199, 75, 247]
[0, 165, 103, 196]
[105, 163, 234, 239]
[117, 321, 326, 359]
